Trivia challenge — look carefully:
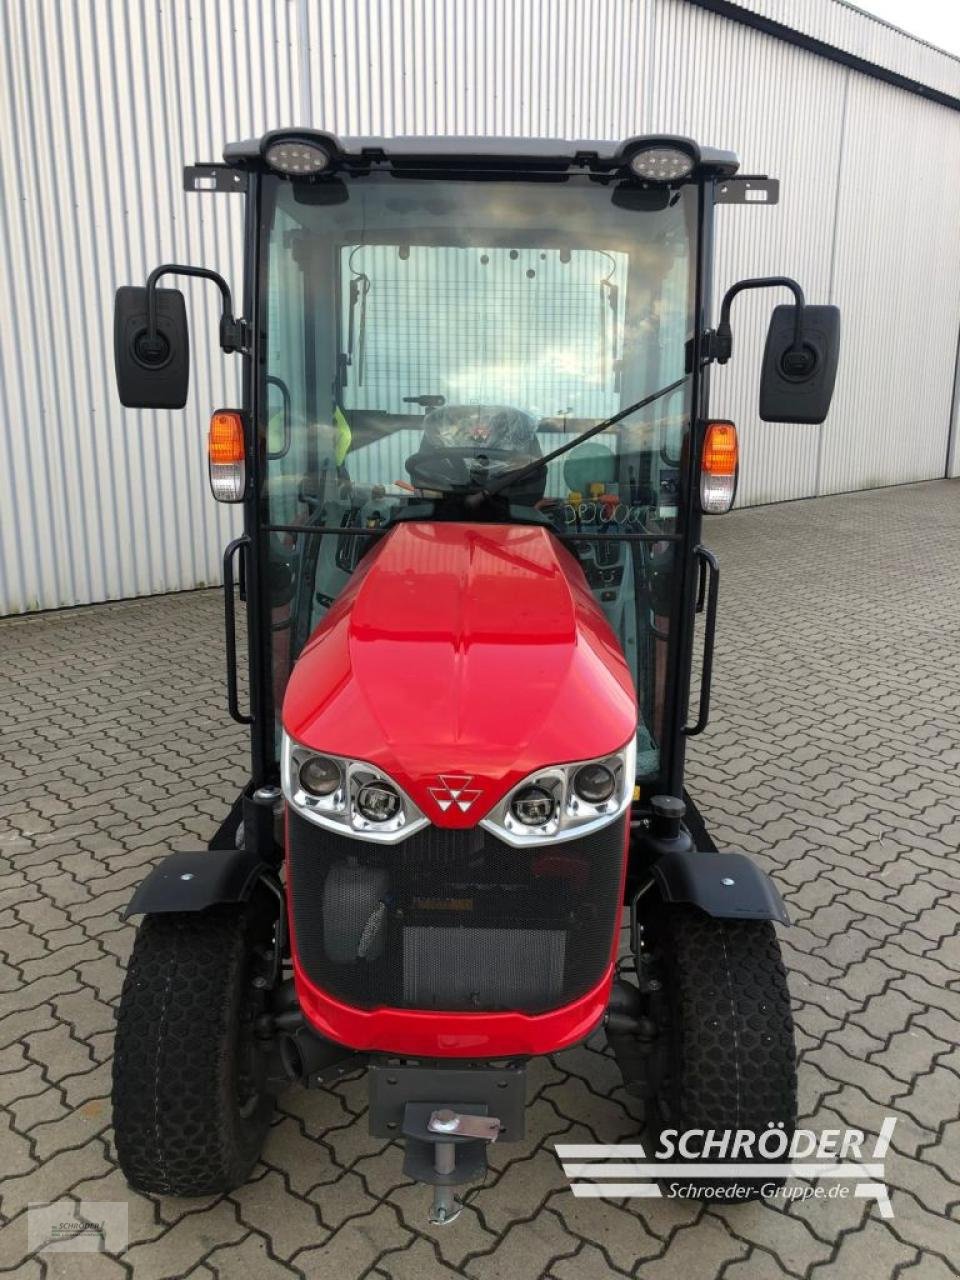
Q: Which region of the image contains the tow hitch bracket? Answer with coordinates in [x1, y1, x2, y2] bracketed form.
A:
[369, 1063, 524, 1225]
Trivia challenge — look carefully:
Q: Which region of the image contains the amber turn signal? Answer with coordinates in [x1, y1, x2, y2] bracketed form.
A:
[700, 420, 738, 514]
[208, 410, 246, 502]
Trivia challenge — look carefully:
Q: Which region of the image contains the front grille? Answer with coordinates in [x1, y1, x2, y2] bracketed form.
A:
[287, 811, 626, 1014]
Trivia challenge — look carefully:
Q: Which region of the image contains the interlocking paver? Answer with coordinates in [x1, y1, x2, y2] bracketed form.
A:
[293, 1202, 412, 1277]
[641, 1213, 749, 1278]
[230, 1169, 329, 1260]
[1, 479, 958, 1277]
[120, 1200, 248, 1280]
[377, 1235, 468, 1279]
[460, 1210, 580, 1280]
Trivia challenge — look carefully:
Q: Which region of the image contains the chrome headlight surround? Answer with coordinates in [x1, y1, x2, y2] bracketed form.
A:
[281, 734, 429, 844]
[480, 738, 636, 848]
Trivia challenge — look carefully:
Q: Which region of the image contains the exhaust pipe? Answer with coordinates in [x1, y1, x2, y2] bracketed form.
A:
[279, 1027, 360, 1084]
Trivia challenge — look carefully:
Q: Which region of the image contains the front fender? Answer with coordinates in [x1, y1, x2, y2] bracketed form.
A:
[122, 849, 273, 920]
[650, 850, 790, 925]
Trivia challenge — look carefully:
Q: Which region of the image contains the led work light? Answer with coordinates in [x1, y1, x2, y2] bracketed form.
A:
[629, 146, 695, 182]
[264, 140, 330, 175]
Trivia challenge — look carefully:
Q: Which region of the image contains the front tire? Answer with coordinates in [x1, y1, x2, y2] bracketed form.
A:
[112, 905, 275, 1195]
[620, 905, 797, 1201]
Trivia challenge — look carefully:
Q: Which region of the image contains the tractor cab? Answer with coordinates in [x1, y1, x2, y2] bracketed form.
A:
[258, 146, 700, 788]
[112, 132, 840, 1222]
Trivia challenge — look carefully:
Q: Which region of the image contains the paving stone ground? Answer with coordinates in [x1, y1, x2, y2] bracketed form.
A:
[1, 479, 959, 1280]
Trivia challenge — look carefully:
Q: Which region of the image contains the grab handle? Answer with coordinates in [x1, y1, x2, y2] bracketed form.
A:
[682, 546, 719, 737]
[223, 537, 253, 725]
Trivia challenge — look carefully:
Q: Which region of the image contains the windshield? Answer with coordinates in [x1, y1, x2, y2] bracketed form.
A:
[260, 171, 696, 782]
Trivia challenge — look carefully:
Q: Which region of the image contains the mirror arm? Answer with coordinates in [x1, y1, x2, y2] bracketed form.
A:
[711, 276, 806, 365]
[145, 263, 247, 354]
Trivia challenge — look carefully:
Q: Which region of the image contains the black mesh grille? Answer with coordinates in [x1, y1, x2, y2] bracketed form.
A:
[287, 812, 626, 1013]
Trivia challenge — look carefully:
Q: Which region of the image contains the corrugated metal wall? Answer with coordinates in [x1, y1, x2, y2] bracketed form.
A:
[2, 0, 959, 614]
[723, 0, 960, 99]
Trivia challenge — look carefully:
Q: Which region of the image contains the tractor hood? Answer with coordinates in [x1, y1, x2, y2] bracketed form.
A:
[283, 521, 637, 825]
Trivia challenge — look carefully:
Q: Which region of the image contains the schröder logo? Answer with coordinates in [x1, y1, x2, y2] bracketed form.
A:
[556, 1118, 896, 1218]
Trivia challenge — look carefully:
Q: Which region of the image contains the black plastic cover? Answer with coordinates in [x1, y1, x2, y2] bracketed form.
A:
[650, 850, 790, 924]
[123, 849, 270, 919]
[759, 304, 841, 424]
[114, 285, 190, 409]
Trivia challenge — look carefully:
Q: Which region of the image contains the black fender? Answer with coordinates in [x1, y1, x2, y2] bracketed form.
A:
[122, 849, 275, 920]
[649, 850, 790, 925]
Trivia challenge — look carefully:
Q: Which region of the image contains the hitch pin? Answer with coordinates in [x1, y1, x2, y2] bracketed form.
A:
[426, 1110, 500, 1227]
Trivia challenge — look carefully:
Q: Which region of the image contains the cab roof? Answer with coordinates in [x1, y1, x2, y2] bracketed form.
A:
[223, 130, 740, 177]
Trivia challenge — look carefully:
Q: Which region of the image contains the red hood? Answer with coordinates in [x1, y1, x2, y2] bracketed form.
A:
[283, 521, 637, 825]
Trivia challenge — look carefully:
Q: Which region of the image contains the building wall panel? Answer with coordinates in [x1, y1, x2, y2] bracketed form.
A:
[645, 0, 849, 504]
[820, 73, 960, 492]
[723, 0, 960, 100]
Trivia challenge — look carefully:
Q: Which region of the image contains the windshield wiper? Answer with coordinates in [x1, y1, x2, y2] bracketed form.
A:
[464, 374, 690, 509]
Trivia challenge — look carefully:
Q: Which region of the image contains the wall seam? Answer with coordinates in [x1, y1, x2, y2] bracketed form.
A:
[945, 319, 960, 478]
[816, 63, 851, 498]
[296, 0, 312, 124]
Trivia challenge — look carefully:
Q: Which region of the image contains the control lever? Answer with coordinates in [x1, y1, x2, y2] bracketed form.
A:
[402, 394, 446, 408]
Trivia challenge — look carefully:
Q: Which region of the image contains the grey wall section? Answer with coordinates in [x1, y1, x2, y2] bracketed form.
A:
[2, 0, 959, 614]
[823, 71, 960, 493]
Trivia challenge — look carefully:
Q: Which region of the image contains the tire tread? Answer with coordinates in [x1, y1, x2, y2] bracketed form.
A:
[112, 906, 272, 1195]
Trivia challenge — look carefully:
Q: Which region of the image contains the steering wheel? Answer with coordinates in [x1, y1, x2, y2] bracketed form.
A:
[405, 446, 536, 492]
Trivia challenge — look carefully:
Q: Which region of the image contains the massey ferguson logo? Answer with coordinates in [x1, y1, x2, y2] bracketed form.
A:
[428, 775, 483, 813]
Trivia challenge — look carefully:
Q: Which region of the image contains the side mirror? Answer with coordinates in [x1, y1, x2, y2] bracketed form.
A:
[759, 304, 841, 424]
[114, 285, 190, 408]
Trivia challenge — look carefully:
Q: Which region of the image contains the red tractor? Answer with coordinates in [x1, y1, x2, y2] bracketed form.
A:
[112, 131, 839, 1220]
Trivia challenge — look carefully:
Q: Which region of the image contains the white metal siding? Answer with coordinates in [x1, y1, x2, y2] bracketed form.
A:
[723, 0, 960, 100]
[821, 72, 960, 491]
[1, 0, 959, 614]
[645, 0, 851, 505]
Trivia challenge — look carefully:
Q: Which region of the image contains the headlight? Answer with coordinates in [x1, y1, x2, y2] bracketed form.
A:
[573, 763, 616, 804]
[481, 738, 636, 847]
[356, 781, 402, 823]
[299, 755, 341, 797]
[282, 735, 427, 844]
[511, 784, 558, 827]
